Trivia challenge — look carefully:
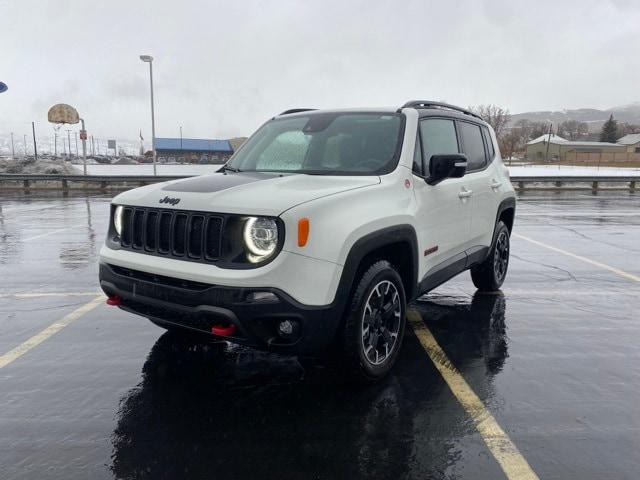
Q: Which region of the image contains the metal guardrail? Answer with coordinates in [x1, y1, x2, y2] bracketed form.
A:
[510, 176, 639, 191]
[0, 174, 191, 191]
[0, 174, 639, 191]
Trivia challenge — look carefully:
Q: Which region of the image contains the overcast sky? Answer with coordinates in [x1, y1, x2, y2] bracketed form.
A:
[1, 0, 639, 142]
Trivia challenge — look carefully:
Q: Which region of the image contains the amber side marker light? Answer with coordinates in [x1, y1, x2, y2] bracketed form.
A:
[298, 218, 310, 247]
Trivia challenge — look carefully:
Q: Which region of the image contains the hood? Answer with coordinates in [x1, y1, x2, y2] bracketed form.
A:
[112, 172, 380, 216]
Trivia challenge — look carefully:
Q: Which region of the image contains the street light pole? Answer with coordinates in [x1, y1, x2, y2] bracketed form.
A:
[140, 55, 157, 175]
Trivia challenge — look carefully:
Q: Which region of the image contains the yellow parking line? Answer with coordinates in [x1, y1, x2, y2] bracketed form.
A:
[0, 292, 100, 299]
[408, 310, 539, 480]
[514, 233, 640, 283]
[0, 295, 104, 370]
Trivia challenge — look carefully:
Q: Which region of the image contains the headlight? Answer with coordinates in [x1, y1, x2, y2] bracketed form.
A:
[243, 216, 278, 262]
[113, 205, 124, 236]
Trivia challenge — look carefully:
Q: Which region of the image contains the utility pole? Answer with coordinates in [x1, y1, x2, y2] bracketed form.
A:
[67, 130, 72, 158]
[31, 122, 38, 161]
[545, 122, 552, 163]
[10, 132, 15, 159]
[79, 118, 87, 175]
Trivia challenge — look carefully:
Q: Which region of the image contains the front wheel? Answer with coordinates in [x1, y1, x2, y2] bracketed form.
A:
[471, 221, 510, 291]
[339, 260, 407, 383]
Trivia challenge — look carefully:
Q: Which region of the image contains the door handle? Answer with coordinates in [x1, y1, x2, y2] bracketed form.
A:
[490, 180, 502, 189]
[458, 188, 473, 199]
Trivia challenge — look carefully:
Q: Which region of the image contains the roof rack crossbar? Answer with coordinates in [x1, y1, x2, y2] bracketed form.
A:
[279, 108, 317, 116]
[400, 100, 483, 120]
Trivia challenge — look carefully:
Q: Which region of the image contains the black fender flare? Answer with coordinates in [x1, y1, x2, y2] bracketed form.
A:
[494, 196, 516, 235]
[331, 225, 419, 316]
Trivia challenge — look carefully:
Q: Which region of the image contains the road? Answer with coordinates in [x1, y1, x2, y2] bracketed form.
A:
[0, 190, 639, 479]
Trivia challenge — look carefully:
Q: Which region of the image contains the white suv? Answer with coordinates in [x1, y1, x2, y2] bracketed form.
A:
[99, 101, 515, 381]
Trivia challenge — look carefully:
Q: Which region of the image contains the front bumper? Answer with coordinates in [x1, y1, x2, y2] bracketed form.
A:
[99, 263, 344, 355]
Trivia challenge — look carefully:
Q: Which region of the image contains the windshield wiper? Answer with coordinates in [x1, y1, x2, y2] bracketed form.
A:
[221, 165, 241, 173]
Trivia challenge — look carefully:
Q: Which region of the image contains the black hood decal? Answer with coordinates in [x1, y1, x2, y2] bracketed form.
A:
[162, 172, 276, 193]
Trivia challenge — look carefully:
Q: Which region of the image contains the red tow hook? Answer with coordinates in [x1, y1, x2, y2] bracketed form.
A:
[212, 324, 236, 337]
[106, 295, 122, 306]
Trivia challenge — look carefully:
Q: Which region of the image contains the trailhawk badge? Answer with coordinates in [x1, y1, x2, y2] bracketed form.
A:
[159, 196, 181, 206]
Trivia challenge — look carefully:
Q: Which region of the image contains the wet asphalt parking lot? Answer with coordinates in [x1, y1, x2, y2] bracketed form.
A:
[0, 190, 639, 480]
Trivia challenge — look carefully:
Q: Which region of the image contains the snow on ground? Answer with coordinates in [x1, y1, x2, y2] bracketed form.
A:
[85, 163, 640, 177]
[0, 156, 80, 175]
[508, 165, 640, 177]
[2, 159, 639, 177]
[84, 164, 219, 176]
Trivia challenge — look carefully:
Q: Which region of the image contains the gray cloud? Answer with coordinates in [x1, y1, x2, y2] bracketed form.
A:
[1, 0, 638, 141]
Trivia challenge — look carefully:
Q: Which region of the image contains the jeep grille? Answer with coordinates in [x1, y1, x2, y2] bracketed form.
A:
[119, 207, 223, 261]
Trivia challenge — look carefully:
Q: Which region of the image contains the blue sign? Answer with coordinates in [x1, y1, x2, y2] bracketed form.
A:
[0, 82, 7, 93]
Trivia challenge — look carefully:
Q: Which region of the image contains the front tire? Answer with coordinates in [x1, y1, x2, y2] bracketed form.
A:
[340, 260, 407, 383]
[471, 221, 510, 291]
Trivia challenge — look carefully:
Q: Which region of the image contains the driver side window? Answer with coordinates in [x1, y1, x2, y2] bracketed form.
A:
[418, 119, 459, 175]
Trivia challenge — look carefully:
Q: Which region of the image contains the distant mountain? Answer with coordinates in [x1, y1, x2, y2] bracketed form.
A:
[510, 103, 640, 132]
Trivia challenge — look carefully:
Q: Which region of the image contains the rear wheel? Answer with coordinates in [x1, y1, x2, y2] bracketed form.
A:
[339, 260, 407, 383]
[471, 221, 510, 291]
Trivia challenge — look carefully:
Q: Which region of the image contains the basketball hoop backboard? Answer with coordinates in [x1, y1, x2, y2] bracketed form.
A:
[48, 104, 80, 124]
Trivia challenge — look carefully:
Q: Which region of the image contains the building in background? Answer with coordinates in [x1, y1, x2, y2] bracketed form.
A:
[153, 138, 234, 164]
[616, 134, 640, 153]
[525, 134, 626, 161]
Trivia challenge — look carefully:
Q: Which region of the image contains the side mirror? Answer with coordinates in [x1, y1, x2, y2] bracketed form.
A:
[427, 154, 468, 185]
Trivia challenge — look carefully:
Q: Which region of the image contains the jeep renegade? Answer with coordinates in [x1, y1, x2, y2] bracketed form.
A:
[99, 100, 516, 381]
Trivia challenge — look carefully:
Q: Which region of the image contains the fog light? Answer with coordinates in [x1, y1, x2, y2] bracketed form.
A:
[246, 291, 279, 303]
[278, 320, 294, 336]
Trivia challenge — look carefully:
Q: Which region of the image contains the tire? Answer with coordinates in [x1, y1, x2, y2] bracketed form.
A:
[471, 221, 510, 291]
[339, 260, 407, 383]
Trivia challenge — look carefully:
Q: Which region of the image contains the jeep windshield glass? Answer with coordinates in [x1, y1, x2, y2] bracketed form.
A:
[226, 112, 404, 175]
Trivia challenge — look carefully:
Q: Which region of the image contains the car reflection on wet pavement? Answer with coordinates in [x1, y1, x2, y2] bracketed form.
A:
[109, 293, 506, 480]
[1, 191, 640, 479]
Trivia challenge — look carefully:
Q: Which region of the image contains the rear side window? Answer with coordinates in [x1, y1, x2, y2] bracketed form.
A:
[482, 126, 495, 160]
[418, 119, 459, 172]
[459, 122, 487, 171]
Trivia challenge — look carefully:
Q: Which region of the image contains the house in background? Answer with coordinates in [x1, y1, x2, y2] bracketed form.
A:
[525, 134, 626, 161]
[616, 134, 640, 153]
[153, 138, 234, 164]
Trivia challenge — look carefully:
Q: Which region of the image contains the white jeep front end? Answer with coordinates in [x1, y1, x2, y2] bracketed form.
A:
[99, 103, 515, 381]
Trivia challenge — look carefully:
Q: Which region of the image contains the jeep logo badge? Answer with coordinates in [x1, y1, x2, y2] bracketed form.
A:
[159, 196, 181, 206]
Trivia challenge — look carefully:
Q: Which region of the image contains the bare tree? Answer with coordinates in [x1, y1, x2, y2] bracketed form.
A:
[469, 104, 511, 139]
[498, 129, 521, 162]
[557, 120, 588, 140]
[617, 122, 640, 137]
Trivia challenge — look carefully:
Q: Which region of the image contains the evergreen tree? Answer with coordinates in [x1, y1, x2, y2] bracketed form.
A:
[600, 114, 619, 142]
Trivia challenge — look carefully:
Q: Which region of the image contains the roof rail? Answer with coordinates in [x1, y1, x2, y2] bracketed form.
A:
[279, 108, 317, 115]
[399, 100, 483, 120]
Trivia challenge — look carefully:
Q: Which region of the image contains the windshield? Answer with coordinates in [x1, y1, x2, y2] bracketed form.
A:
[227, 112, 404, 175]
